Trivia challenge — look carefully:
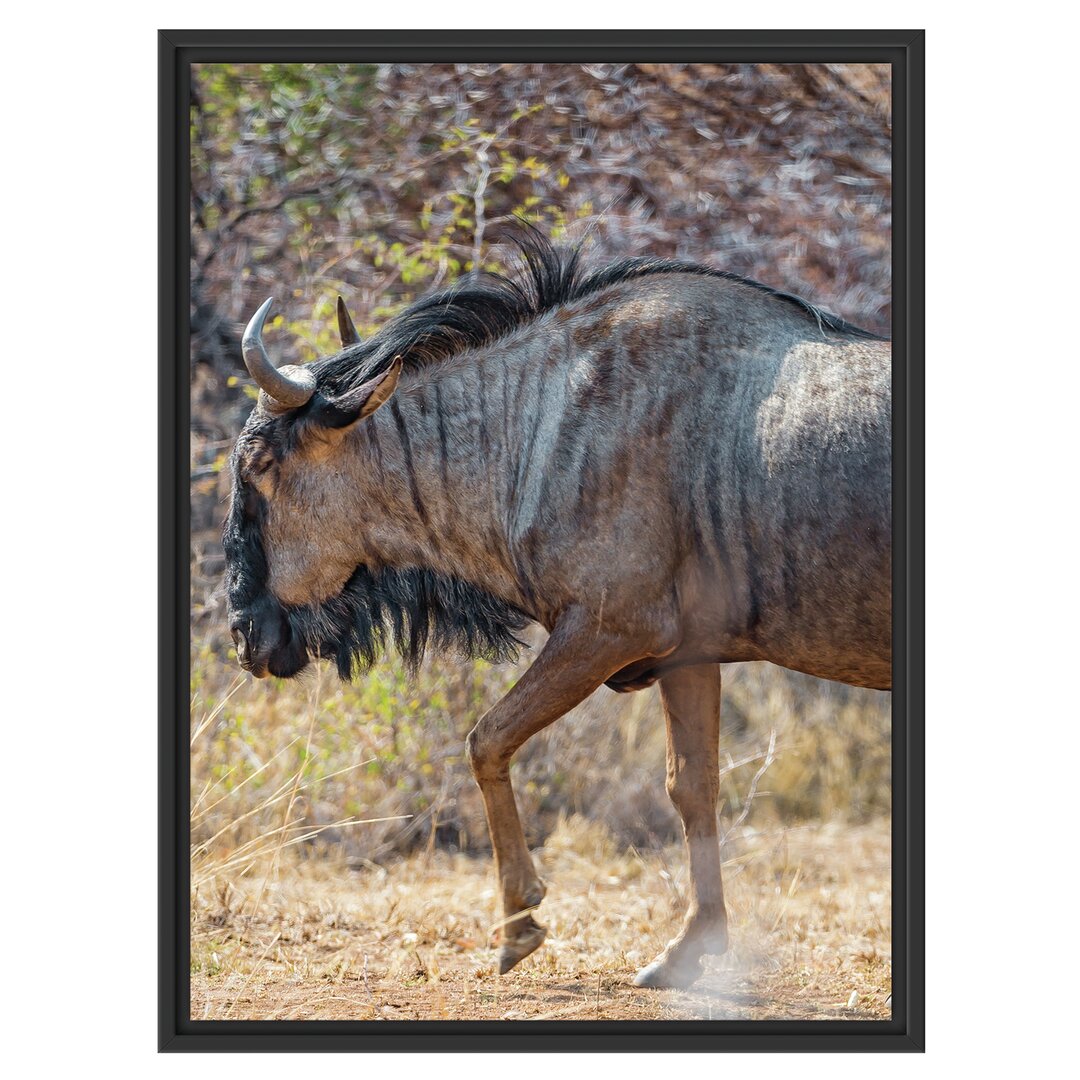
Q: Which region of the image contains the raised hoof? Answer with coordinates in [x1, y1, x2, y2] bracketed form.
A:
[632, 956, 704, 990]
[496, 922, 548, 974]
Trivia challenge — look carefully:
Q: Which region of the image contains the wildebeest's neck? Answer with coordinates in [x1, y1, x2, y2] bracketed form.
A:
[353, 340, 551, 618]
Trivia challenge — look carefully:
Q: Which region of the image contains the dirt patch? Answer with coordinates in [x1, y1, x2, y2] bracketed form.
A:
[191, 817, 891, 1021]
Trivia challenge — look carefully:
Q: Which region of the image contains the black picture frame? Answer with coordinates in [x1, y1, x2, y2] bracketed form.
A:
[160, 29, 924, 1052]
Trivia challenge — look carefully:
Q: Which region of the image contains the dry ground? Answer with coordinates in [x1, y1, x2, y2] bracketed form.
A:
[191, 816, 890, 1021]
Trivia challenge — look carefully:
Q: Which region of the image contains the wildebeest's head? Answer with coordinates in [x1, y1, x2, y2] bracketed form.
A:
[222, 296, 529, 681]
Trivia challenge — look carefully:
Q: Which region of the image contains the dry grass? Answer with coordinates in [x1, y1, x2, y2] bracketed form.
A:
[191, 814, 891, 1021]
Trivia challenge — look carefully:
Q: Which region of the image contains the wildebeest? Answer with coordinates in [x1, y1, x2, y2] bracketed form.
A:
[223, 229, 890, 989]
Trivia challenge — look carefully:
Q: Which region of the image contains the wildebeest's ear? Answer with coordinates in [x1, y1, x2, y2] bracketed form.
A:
[336, 296, 361, 347]
[310, 357, 403, 430]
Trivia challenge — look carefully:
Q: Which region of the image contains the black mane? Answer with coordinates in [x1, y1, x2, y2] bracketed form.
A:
[314, 225, 884, 393]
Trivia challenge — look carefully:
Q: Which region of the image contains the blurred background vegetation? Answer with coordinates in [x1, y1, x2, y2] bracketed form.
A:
[189, 62, 892, 881]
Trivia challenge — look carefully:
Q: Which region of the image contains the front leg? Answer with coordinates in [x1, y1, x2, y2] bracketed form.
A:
[466, 609, 642, 974]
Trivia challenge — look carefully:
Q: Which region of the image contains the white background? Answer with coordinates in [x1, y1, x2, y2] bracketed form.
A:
[4, 5, 1076, 1075]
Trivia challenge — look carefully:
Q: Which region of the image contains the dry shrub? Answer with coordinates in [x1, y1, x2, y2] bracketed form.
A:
[191, 623, 889, 873]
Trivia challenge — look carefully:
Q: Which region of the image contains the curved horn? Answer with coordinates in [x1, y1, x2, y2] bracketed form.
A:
[336, 295, 361, 347]
[241, 297, 316, 408]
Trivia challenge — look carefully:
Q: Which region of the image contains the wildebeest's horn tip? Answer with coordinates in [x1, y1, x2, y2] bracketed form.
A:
[241, 297, 273, 345]
[337, 295, 361, 346]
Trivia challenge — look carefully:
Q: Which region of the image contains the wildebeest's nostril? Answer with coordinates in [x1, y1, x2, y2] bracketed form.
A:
[232, 626, 252, 665]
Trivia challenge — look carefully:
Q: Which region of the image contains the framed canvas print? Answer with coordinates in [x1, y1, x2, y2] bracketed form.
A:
[160, 29, 924, 1052]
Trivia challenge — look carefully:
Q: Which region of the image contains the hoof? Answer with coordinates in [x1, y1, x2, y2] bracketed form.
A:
[632, 956, 703, 990]
[496, 921, 547, 974]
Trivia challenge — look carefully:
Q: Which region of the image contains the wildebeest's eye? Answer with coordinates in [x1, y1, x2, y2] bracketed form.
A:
[241, 441, 280, 494]
[247, 451, 275, 477]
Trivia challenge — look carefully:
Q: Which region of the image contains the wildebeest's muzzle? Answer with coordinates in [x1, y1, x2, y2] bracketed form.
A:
[228, 595, 308, 679]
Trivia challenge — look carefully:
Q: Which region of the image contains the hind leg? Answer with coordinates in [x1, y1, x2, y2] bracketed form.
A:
[634, 663, 728, 989]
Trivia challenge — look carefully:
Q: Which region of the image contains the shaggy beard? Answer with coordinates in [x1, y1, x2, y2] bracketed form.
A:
[289, 565, 532, 680]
